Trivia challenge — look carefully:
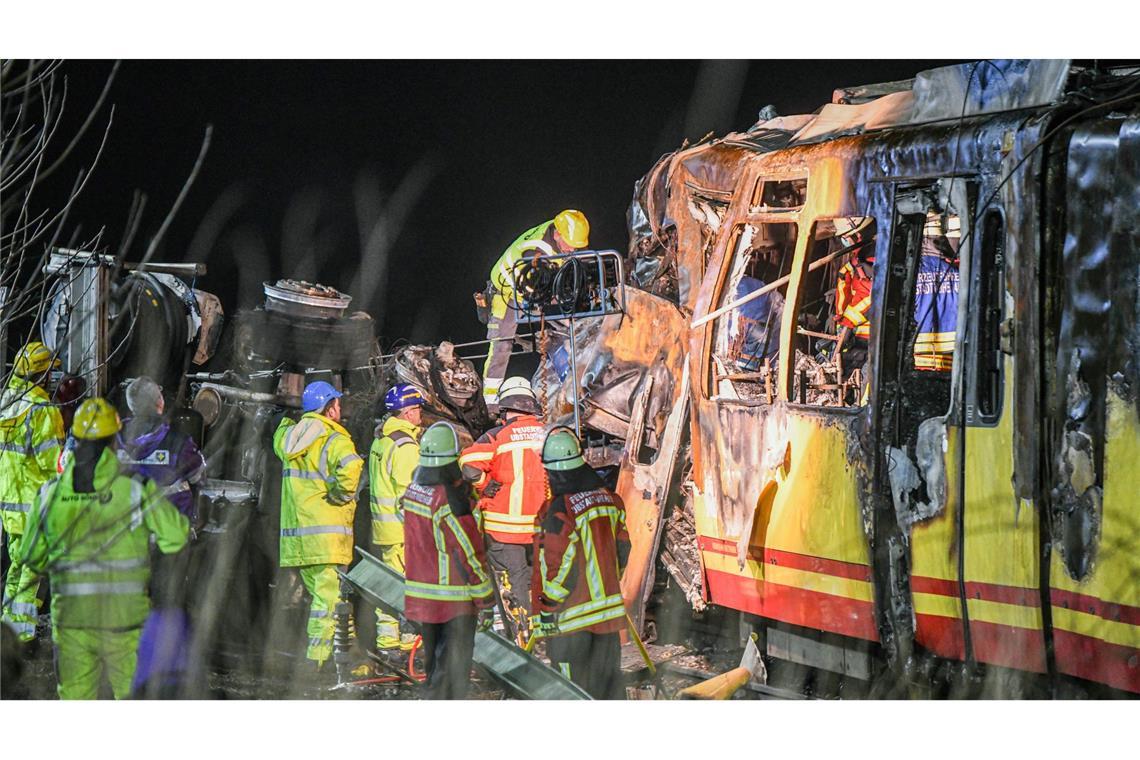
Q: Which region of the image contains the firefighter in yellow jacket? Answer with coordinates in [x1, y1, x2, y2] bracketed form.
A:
[1, 341, 65, 642]
[273, 381, 363, 669]
[368, 383, 424, 651]
[18, 398, 189, 699]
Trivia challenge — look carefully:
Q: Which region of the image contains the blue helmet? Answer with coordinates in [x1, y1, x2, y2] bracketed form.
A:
[302, 381, 343, 413]
[385, 383, 425, 411]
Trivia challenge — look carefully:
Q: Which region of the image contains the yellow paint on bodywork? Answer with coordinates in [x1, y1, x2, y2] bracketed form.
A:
[1049, 389, 1140, 647]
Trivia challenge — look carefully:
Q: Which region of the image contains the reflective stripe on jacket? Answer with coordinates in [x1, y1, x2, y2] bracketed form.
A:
[117, 417, 206, 517]
[913, 245, 960, 371]
[402, 480, 493, 624]
[532, 487, 628, 635]
[459, 415, 548, 544]
[273, 413, 363, 567]
[0, 376, 65, 536]
[368, 416, 420, 545]
[19, 447, 188, 630]
[488, 220, 562, 318]
[836, 252, 875, 340]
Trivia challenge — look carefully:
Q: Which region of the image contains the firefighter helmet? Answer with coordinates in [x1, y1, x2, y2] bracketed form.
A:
[553, 210, 590, 249]
[72, 398, 122, 441]
[14, 341, 60, 378]
[420, 421, 461, 467]
[385, 383, 424, 411]
[541, 427, 586, 471]
[497, 376, 539, 414]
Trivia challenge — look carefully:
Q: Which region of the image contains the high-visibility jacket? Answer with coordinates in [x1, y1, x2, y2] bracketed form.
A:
[368, 415, 420, 545]
[488, 220, 561, 319]
[0, 375, 65, 536]
[836, 250, 875, 340]
[19, 447, 189, 630]
[913, 244, 960, 372]
[402, 478, 493, 624]
[273, 413, 363, 567]
[459, 415, 548, 544]
[532, 482, 628, 635]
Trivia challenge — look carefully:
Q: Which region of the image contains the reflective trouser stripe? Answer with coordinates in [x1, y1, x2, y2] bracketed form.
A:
[0, 501, 31, 513]
[373, 495, 399, 508]
[301, 564, 339, 664]
[375, 544, 404, 647]
[280, 525, 351, 537]
[55, 581, 146, 596]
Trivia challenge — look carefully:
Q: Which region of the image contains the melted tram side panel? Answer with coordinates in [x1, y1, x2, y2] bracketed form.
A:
[609, 289, 690, 627]
[1048, 118, 1140, 694]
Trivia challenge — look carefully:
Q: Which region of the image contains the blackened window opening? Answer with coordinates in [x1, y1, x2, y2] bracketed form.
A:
[975, 210, 1005, 421]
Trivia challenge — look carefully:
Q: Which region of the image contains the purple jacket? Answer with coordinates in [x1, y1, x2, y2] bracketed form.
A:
[117, 417, 206, 517]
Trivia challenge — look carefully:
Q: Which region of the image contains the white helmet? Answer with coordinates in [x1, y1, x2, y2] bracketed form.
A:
[497, 376, 539, 414]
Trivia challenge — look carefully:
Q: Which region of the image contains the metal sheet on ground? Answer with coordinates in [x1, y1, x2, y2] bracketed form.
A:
[342, 548, 591, 700]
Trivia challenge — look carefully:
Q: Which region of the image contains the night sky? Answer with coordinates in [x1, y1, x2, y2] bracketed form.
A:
[49, 60, 962, 350]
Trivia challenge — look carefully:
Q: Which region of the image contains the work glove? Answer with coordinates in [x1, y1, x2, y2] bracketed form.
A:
[483, 479, 502, 498]
[477, 607, 495, 632]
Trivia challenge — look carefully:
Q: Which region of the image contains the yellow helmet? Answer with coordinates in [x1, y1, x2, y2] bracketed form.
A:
[72, 398, 121, 441]
[553, 210, 590, 249]
[14, 341, 60, 378]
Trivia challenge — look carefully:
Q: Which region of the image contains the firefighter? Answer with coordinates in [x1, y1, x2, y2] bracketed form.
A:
[273, 380, 363, 671]
[0, 341, 65, 642]
[913, 212, 961, 372]
[18, 398, 189, 699]
[368, 382, 424, 651]
[459, 376, 546, 622]
[403, 422, 494, 699]
[480, 210, 589, 413]
[531, 427, 629, 699]
[832, 218, 876, 375]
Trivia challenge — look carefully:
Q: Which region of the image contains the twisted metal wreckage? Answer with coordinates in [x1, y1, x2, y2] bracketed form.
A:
[22, 59, 1139, 698]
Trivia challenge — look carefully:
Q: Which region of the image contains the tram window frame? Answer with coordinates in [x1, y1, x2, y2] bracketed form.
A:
[707, 221, 798, 403]
[750, 177, 808, 212]
[788, 216, 876, 409]
[972, 208, 1006, 424]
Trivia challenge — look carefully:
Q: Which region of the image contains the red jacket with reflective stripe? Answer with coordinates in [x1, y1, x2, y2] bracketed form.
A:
[836, 248, 875, 339]
[402, 479, 494, 624]
[531, 486, 629, 635]
[459, 415, 549, 545]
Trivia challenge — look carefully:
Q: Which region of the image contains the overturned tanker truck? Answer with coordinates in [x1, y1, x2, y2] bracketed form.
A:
[531, 60, 1140, 697]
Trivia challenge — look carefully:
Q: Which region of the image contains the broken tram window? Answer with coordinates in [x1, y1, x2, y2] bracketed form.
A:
[791, 216, 876, 407]
[709, 222, 797, 402]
